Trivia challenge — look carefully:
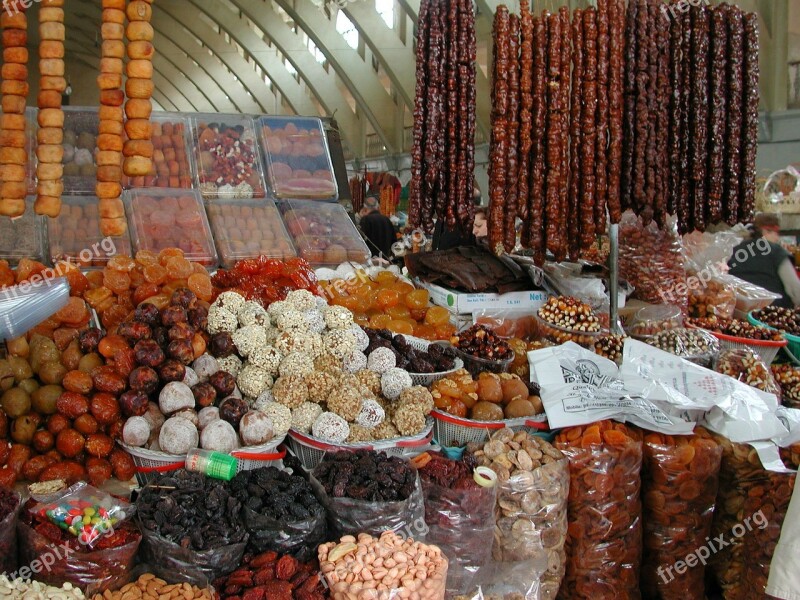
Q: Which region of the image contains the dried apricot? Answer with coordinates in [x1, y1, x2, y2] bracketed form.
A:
[107, 255, 137, 272]
[103, 269, 131, 294]
[166, 256, 193, 279]
[55, 297, 89, 326]
[187, 273, 213, 301]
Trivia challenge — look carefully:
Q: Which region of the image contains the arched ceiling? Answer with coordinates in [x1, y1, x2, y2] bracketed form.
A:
[25, 0, 506, 160]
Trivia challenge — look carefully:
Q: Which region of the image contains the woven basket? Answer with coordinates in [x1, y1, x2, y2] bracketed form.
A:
[402, 335, 464, 386]
[120, 436, 286, 486]
[286, 418, 434, 470]
[431, 409, 549, 447]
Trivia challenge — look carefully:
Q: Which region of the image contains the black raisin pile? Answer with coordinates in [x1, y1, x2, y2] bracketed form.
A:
[230, 467, 323, 522]
[313, 450, 416, 502]
[136, 470, 246, 551]
[363, 328, 456, 374]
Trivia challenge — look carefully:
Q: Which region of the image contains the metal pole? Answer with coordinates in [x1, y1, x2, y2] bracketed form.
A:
[609, 223, 621, 334]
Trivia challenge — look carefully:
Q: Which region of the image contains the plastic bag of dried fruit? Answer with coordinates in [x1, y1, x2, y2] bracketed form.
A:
[772, 364, 800, 409]
[708, 434, 797, 600]
[473, 309, 539, 341]
[687, 271, 736, 319]
[310, 471, 426, 540]
[639, 428, 722, 600]
[715, 348, 782, 399]
[466, 428, 570, 600]
[0, 487, 21, 574]
[554, 421, 643, 599]
[415, 453, 497, 596]
[618, 210, 687, 311]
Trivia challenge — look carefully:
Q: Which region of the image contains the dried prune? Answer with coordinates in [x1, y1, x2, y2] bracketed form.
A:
[209, 332, 235, 358]
[129, 366, 159, 394]
[158, 359, 186, 383]
[161, 305, 188, 327]
[118, 390, 148, 418]
[188, 306, 209, 330]
[168, 339, 194, 364]
[312, 450, 415, 502]
[134, 339, 165, 368]
[117, 320, 153, 342]
[168, 322, 194, 342]
[170, 288, 198, 309]
[134, 302, 161, 325]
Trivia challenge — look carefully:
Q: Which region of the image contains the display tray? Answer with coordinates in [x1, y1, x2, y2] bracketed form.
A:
[190, 113, 266, 200]
[278, 199, 370, 265]
[206, 198, 296, 268]
[46, 196, 132, 268]
[0, 107, 37, 196]
[124, 188, 218, 267]
[0, 198, 45, 266]
[122, 112, 195, 190]
[61, 106, 99, 195]
[259, 116, 338, 201]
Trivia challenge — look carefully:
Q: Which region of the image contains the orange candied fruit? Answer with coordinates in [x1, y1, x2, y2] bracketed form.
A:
[376, 289, 401, 310]
[404, 288, 429, 310]
[369, 314, 392, 329]
[135, 250, 159, 266]
[374, 270, 398, 284]
[166, 257, 194, 279]
[107, 255, 137, 272]
[387, 319, 414, 335]
[187, 272, 213, 302]
[424, 306, 450, 326]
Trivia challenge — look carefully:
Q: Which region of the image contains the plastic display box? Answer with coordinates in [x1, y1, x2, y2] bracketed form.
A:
[124, 188, 217, 267]
[61, 106, 100, 195]
[206, 199, 296, 268]
[122, 112, 195, 190]
[0, 198, 45, 266]
[278, 199, 370, 265]
[46, 196, 132, 268]
[190, 113, 266, 200]
[258, 116, 338, 201]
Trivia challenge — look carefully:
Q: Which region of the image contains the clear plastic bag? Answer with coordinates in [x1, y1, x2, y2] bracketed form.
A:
[0, 488, 20, 574]
[716, 348, 782, 398]
[554, 421, 643, 599]
[646, 327, 720, 367]
[16, 519, 141, 594]
[310, 472, 426, 539]
[771, 364, 800, 409]
[687, 272, 736, 319]
[709, 435, 797, 600]
[473, 309, 539, 341]
[420, 466, 497, 596]
[241, 504, 327, 563]
[136, 521, 247, 586]
[618, 210, 686, 311]
[640, 429, 722, 600]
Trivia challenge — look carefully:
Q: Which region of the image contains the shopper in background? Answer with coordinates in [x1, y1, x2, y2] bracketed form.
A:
[728, 213, 800, 308]
[473, 207, 488, 241]
[359, 195, 396, 260]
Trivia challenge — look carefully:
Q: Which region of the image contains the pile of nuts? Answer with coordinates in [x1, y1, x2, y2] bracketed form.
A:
[0, 575, 84, 599]
[450, 324, 513, 368]
[537, 296, 601, 332]
[686, 316, 784, 341]
[214, 552, 326, 600]
[467, 429, 568, 599]
[647, 328, 719, 364]
[687, 276, 736, 318]
[772, 364, 800, 408]
[319, 531, 448, 600]
[752, 306, 800, 336]
[91, 575, 212, 600]
[593, 334, 626, 364]
[715, 349, 781, 397]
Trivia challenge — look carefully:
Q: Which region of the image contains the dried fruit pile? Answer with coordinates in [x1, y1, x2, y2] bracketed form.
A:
[640, 429, 722, 599]
[0, 331, 135, 488]
[194, 117, 264, 200]
[431, 369, 541, 422]
[752, 305, 800, 336]
[91, 574, 211, 600]
[214, 551, 326, 600]
[715, 348, 781, 397]
[136, 469, 247, 551]
[772, 364, 800, 408]
[555, 421, 643, 598]
[686, 316, 784, 341]
[321, 270, 456, 340]
[364, 328, 456, 373]
[212, 256, 320, 308]
[313, 450, 416, 502]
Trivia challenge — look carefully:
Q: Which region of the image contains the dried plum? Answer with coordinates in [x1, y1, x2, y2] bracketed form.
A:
[312, 450, 415, 502]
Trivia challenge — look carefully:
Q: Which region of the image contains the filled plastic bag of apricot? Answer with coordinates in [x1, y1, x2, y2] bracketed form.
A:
[310, 472, 426, 540]
[554, 422, 643, 600]
[468, 458, 570, 600]
[16, 521, 141, 594]
[640, 430, 722, 600]
[136, 522, 247, 587]
[420, 477, 496, 596]
[708, 436, 797, 600]
[0, 489, 21, 574]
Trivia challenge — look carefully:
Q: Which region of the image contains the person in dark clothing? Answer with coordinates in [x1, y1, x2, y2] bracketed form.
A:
[432, 186, 482, 251]
[728, 213, 800, 308]
[359, 196, 396, 259]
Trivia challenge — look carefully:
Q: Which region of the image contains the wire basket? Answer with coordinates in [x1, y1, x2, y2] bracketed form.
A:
[286, 418, 434, 470]
[431, 409, 549, 447]
[687, 324, 786, 365]
[401, 335, 464, 386]
[120, 436, 286, 486]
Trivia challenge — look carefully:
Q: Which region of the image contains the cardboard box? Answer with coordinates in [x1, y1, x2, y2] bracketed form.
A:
[416, 280, 549, 315]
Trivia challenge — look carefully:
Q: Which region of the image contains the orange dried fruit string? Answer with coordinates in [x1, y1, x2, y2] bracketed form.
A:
[554, 420, 643, 599]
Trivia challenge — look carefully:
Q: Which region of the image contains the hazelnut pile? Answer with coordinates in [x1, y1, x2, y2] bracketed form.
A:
[450, 324, 513, 361]
[771, 364, 800, 408]
[593, 334, 626, 364]
[752, 306, 800, 336]
[647, 328, 719, 361]
[715, 349, 782, 397]
[537, 296, 601, 332]
[686, 316, 784, 341]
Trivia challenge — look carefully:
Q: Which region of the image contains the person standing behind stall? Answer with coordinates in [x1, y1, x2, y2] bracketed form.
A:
[359, 196, 396, 260]
[728, 213, 800, 308]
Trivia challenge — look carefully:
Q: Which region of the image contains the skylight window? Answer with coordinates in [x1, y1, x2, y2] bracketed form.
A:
[336, 11, 359, 49]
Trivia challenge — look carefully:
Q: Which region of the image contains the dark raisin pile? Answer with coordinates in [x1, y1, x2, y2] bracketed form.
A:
[363, 328, 456, 373]
[313, 450, 416, 502]
[230, 467, 323, 522]
[136, 470, 246, 551]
